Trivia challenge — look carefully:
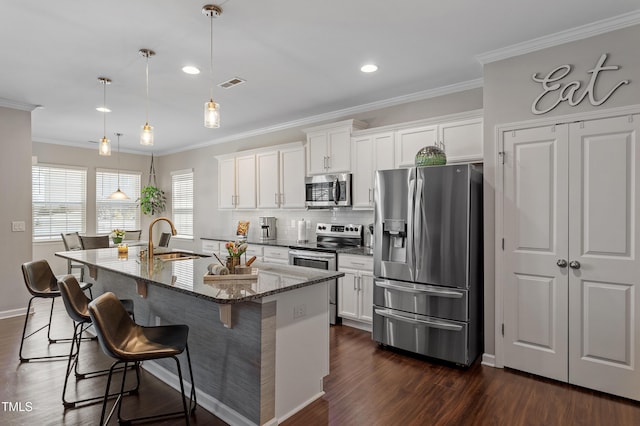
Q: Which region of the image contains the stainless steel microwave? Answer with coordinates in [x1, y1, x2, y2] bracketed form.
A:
[305, 173, 352, 207]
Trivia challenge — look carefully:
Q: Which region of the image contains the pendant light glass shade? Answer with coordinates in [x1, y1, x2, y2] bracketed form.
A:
[98, 77, 112, 156]
[109, 133, 129, 200]
[204, 100, 220, 128]
[139, 49, 155, 146]
[99, 136, 111, 156]
[140, 123, 154, 146]
[203, 5, 222, 128]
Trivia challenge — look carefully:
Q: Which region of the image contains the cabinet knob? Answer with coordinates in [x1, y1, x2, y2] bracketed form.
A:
[556, 259, 568, 268]
[569, 260, 581, 270]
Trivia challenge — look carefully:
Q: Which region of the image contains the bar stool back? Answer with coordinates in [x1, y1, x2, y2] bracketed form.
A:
[88, 292, 196, 425]
[19, 259, 93, 362]
[58, 275, 136, 407]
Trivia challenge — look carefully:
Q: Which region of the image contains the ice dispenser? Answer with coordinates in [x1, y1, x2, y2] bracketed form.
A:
[383, 219, 406, 262]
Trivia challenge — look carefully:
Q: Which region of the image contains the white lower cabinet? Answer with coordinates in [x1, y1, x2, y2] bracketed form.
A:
[338, 254, 373, 330]
[201, 240, 220, 256]
[263, 246, 290, 265]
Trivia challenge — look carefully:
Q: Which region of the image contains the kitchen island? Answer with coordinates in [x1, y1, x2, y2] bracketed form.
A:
[56, 246, 343, 426]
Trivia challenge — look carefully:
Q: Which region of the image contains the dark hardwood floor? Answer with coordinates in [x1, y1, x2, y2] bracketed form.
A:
[2, 300, 639, 425]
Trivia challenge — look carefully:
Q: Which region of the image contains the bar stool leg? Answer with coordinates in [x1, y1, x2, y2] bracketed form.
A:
[19, 297, 68, 362]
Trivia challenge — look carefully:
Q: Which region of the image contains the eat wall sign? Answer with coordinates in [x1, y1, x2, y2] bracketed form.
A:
[531, 53, 630, 115]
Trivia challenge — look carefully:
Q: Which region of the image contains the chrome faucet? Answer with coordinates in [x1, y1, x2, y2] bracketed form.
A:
[148, 217, 177, 261]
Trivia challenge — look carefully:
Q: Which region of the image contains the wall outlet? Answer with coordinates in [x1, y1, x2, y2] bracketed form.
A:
[155, 316, 161, 326]
[293, 304, 306, 319]
[11, 221, 25, 232]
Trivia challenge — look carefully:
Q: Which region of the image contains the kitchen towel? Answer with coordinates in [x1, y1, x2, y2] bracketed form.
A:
[297, 219, 307, 242]
[207, 263, 229, 275]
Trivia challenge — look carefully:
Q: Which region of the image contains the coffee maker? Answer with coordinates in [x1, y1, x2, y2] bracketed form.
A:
[259, 217, 277, 241]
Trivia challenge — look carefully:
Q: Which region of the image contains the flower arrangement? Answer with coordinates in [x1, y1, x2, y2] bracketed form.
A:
[111, 229, 126, 243]
[225, 241, 248, 258]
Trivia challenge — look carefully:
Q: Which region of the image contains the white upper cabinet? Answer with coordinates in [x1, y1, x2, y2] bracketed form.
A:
[304, 120, 367, 175]
[256, 144, 306, 209]
[395, 125, 438, 168]
[217, 153, 256, 209]
[352, 132, 394, 209]
[439, 117, 483, 163]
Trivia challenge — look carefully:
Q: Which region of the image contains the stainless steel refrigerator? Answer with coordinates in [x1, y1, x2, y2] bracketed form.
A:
[372, 163, 483, 366]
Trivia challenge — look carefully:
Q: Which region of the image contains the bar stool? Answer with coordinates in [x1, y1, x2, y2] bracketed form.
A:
[19, 259, 93, 362]
[88, 292, 196, 425]
[58, 275, 137, 408]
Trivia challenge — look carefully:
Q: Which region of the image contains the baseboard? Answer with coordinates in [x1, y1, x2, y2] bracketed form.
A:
[0, 307, 31, 320]
[481, 353, 496, 367]
[142, 361, 257, 426]
[277, 390, 325, 423]
[340, 318, 372, 333]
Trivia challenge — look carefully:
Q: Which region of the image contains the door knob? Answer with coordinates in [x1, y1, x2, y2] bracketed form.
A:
[556, 259, 568, 268]
[569, 260, 581, 269]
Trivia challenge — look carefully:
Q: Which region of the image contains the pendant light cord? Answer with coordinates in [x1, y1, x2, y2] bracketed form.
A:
[209, 14, 214, 100]
[116, 134, 121, 188]
[103, 81, 107, 136]
[145, 56, 150, 123]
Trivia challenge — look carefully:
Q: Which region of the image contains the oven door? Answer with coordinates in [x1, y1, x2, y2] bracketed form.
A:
[289, 249, 338, 324]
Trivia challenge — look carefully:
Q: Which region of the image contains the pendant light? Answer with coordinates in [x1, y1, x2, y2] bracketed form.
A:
[98, 77, 112, 156]
[139, 48, 155, 146]
[109, 133, 129, 200]
[202, 4, 222, 128]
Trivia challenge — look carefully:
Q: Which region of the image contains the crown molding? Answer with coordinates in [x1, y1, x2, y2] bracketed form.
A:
[162, 78, 484, 155]
[476, 9, 640, 65]
[0, 97, 39, 111]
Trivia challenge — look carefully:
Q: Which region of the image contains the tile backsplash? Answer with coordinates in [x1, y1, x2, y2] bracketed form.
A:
[230, 208, 374, 241]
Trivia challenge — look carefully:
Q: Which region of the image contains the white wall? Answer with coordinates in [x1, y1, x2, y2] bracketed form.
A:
[482, 24, 640, 356]
[0, 107, 32, 317]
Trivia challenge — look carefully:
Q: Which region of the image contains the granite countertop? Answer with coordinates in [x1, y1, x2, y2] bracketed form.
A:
[201, 236, 374, 257]
[56, 246, 344, 304]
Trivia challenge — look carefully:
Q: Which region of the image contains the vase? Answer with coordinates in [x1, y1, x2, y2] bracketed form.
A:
[113, 237, 123, 244]
[226, 256, 241, 274]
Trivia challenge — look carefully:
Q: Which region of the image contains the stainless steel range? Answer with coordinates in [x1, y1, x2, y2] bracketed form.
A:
[289, 223, 363, 325]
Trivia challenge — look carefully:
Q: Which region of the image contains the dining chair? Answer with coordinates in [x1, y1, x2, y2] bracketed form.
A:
[123, 230, 142, 241]
[79, 235, 110, 249]
[60, 232, 85, 281]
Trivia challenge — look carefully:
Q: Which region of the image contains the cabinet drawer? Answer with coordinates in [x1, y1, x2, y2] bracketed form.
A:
[263, 246, 289, 260]
[201, 240, 219, 253]
[245, 246, 263, 257]
[373, 279, 468, 322]
[338, 254, 373, 271]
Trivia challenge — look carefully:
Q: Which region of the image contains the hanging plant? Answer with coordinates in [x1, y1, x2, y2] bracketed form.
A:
[137, 154, 166, 216]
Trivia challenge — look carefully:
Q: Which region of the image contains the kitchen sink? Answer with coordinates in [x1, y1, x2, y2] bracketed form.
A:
[153, 251, 208, 261]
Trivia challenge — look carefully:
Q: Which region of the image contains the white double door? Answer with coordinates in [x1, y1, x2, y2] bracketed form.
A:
[502, 114, 640, 401]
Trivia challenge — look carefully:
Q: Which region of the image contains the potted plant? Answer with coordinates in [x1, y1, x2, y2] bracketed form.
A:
[111, 229, 125, 244]
[138, 154, 166, 216]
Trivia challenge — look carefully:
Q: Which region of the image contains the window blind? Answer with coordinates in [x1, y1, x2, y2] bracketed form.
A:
[96, 170, 141, 234]
[172, 170, 194, 238]
[32, 164, 87, 241]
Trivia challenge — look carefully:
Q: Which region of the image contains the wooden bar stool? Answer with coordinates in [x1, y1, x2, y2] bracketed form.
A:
[19, 259, 93, 362]
[58, 275, 137, 408]
[88, 292, 196, 425]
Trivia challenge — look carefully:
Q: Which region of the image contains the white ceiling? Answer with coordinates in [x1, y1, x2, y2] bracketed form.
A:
[1, 1, 639, 154]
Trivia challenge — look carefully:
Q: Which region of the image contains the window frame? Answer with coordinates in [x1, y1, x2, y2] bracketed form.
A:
[171, 169, 194, 239]
[95, 168, 142, 235]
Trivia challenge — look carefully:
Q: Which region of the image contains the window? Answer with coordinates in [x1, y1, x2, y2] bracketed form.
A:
[32, 164, 87, 241]
[172, 169, 194, 238]
[96, 169, 141, 234]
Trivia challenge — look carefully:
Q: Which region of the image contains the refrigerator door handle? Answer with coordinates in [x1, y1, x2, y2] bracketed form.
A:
[407, 177, 416, 275]
[374, 308, 464, 331]
[376, 281, 464, 298]
[413, 178, 423, 277]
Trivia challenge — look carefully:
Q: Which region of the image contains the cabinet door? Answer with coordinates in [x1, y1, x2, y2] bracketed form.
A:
[235, 154, 256, 209]
[567, 115, 640, 401]
[307, 132, 328, 175]
[338, 271, 358, 320]
[218, 157, 236, 209]
[503, 124, 569, 382]
[257, 151, 280, 209]
[395, 125, 438, 168]
[327, 128, 350, 172]
[351, 136, 374, 209]
[359, 271, 374, 323]
[440, 118, 483, 163]
[373, 132, 395, 172]
[280, 146, 306, 208]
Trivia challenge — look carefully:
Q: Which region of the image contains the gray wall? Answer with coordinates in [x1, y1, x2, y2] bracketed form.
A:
[0, 107, 32, 316]
[482, 24, 640, 356]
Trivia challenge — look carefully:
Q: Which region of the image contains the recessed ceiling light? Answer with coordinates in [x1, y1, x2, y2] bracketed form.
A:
[360, 64, 378, 73]
[182, 65, 201, 75]
[96, 107, 111, 112]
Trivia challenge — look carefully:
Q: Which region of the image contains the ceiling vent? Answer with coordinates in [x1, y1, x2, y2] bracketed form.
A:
[218, 77, 246, 89]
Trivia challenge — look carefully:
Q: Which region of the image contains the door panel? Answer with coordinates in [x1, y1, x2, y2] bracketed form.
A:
[568, 115, 640, 400]
[503, 124, 569, 382]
